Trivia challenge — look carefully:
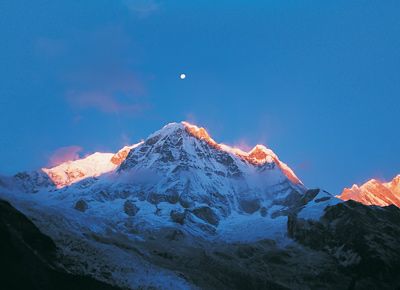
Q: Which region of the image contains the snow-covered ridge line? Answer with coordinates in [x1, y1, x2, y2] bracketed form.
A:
[41, 121, 302, 188]
[182, 121, 302, 184]
[42, 142, 143, 188]
[337, 174, 400, 207]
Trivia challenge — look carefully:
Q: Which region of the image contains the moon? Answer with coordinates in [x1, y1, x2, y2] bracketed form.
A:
[180, 73, 186, 79]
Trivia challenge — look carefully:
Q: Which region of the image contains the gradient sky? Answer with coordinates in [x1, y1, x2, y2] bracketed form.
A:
[1, 0, 399, 193]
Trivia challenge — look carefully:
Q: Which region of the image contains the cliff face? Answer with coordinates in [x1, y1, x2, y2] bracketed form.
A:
[288, 200, 400, 289]
[0, 199, 120, 290]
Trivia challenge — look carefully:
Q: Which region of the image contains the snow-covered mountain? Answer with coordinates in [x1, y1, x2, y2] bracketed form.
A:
[42, 144, 142, 188]
[1, 121, 399, 289]
[338, 175, 400, 207]
[27, 121, 333, 241]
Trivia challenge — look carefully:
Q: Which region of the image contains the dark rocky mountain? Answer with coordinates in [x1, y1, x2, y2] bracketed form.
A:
[288, 200, 400, 289]
[0, 199, 120, 290]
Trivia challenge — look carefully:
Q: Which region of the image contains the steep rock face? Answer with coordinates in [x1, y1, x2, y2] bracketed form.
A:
[0, 199, 120, 290]
[338, 175, 400, 207]
[123, 200, 140, 216]
[111, 144, 141, 166]
[288, 200, 400, 289]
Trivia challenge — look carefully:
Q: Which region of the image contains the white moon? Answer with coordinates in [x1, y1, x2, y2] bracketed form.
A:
[180, 73, 186, 79]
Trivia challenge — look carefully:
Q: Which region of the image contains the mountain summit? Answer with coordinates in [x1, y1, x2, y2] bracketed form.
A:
[40, 121, 303, 190]
[338, 175, 400, 207]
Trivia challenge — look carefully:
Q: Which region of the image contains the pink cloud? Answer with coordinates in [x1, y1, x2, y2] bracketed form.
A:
[47, 146, 83, 167]
[65, 69, 147, 115]
[66, 91, 145, 114]
[231, 139, 253, 152]
[38, 25, 149, 116]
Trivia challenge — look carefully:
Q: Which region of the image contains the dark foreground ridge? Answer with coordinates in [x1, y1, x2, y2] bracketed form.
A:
[0, 199, 120, 290]
[288, 200, 400, 289]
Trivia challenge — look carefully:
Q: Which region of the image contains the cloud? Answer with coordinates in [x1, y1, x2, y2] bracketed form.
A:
[47, 146, 83, 167]
[124, 0, 160, 18]
[66, 91, 144, 114]
[231, 139, 253, 152]
[34, 26, 149, 116]
[120, 133, 132, 146]
[65, 69, 147, 114]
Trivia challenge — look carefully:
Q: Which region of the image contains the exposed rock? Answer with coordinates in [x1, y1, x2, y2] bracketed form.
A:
[315, 196, 331, 203]
[123, 200, 139, 216]
[239, 198, 261, 214]
[178, 192, 194, 208]
[165, 188, 180, 204]
[288, 200, 400, 289]
[165, 229, 185, 241]
[155, 206, 162, 216]
[192, 206, 219, 226]
[111, 145, 135, 166]
[12, 170, 54, 192]
[301, 188, 321, 204]
[145, 134, 161, 145]
[147, 192, 166, 204]
[273, 189, 302, 206]
[74, 199, 88, 212]
[170, 210, 186, 225]
[260, 206, 268, 217]
[0, 199, 120, 290]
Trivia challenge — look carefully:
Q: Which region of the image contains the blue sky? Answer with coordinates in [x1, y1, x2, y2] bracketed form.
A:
[0, 0, 399, 193]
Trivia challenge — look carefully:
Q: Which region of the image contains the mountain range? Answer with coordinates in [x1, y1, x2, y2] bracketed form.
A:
[0, 121, 399, 289]
[338, 175, 400, 207]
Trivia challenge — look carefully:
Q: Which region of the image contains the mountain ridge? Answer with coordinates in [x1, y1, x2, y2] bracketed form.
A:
[37, 121, 303, 191]
[0, 121, 399, 289]
[338, 175, 400, 207]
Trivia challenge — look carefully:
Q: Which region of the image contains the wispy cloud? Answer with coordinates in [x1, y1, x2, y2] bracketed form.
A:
[47, 146, 83, 167]
[231, 139, 253, 152]
[124, 0, 160, 18]
[65, 69, 147, 114]
[66, 91, 144, 114]
[36, 26, 149, 116]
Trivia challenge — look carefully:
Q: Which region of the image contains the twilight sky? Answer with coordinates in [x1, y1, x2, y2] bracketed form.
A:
[0, 0, 399, 193]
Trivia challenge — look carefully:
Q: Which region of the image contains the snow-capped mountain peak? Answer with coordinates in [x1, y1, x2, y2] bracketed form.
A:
[42, 142, 142, 188]
[338, 174, 400, 207]
[38, 121, 303, 192]
[116, 121, 303, 187]
[0, 121, 346, 289]
[385, 174, 400, 196]
[42, 152, 116, 188]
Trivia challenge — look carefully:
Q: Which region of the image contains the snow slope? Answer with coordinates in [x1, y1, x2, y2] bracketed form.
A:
[42, 143, 142, 188]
